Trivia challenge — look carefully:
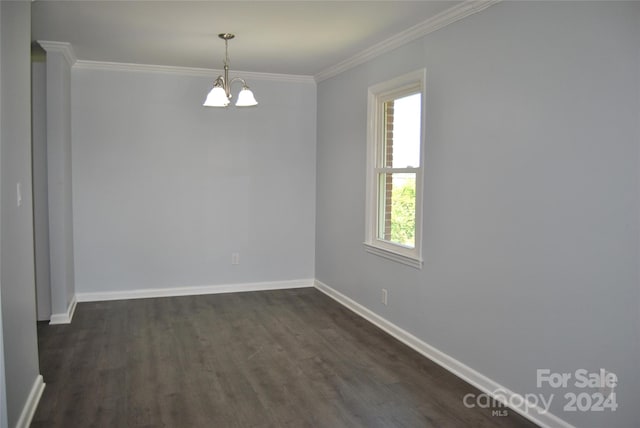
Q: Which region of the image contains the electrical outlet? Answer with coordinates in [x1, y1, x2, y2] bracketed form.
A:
[231, 252, 240, 265]
[382, 289, 388, 305]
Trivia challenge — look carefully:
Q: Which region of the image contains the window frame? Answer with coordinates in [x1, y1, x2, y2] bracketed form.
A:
[364, 69, 426, 269]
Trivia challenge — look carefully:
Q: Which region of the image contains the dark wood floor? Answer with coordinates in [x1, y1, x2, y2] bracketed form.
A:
[33, 288, 537, 427]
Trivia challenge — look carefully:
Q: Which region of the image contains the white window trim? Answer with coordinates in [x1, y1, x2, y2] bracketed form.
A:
[364, 69, 426, 269]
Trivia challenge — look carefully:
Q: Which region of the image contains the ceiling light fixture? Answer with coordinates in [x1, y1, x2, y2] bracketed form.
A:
[203, 33, 258, 108]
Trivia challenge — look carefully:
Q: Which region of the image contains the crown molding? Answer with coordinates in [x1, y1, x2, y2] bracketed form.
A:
[314, 0, 501, 82]
[37, 41, 77, 66]
[74, 60, 316, 84]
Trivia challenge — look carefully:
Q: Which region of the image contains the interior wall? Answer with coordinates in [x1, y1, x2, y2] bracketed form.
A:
[71, 67, 316, 294]
[0, 1, 41, 426]
[315, 2, 639, 427]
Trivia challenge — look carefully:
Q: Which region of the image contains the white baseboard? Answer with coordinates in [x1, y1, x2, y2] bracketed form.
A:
[49, 295, 77, 325]
[313, 279, 573, 428]
[15, 375, 45, 428]
[76, 278, 314, 303]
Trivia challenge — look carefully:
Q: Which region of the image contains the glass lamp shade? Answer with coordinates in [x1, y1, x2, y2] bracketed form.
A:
[235, 87, 258, 107]
[203, 86, 230, 107]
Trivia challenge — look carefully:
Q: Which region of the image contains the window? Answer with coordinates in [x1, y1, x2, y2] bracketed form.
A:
[364, 70, 425, 268]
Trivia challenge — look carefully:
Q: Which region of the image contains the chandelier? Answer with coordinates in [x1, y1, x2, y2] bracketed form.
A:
[203, 33, 258, 107]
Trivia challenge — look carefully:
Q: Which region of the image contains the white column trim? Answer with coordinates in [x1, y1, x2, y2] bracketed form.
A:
[48, 295, 77, 325]
[37, 41, 77, 66]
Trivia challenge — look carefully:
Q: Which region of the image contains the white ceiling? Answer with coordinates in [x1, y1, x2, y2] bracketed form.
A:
[31, 1, 460, 77]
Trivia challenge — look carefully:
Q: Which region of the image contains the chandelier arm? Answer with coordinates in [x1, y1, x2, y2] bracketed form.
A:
[229, 77, 249, 88]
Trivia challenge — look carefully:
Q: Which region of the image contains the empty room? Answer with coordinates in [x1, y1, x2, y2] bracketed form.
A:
[0, 1, 638, 427]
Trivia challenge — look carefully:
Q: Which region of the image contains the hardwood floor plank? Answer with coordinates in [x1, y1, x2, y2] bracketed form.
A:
[33, 288, 538, 427]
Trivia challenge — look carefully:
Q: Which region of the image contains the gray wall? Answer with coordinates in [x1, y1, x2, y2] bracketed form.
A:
[0, 1, 41, 426]
[72, 67, 316, 294]
[315, 2, 639, 427]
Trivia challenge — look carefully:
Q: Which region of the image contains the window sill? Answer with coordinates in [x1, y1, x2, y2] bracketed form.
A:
[363, 242, 423, 269]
